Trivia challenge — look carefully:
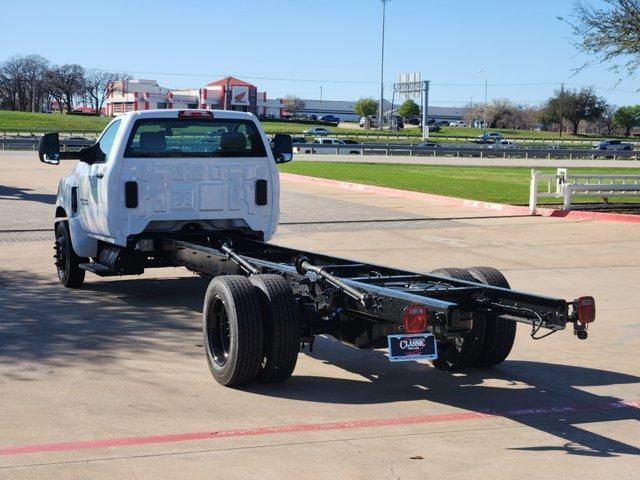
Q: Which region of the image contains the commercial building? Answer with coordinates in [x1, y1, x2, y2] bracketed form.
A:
[105, 77, 282, 117]
[105, 76, 465, 123]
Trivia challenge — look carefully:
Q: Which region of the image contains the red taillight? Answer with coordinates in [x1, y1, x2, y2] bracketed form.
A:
[403, 304, 428, 333]
[178, 110, 214, 118]
[577, 296, 596, 324]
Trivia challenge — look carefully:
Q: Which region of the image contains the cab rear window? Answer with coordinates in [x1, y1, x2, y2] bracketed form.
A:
[124, 118, 267, 158]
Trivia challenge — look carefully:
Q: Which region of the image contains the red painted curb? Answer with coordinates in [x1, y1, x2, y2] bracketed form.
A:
[280, 173, 640, 224]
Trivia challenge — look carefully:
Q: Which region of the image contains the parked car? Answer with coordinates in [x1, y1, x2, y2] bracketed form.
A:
[405, 117, 421, 125]
[592, 139, 634, 151]
[359, 115, 379, 128]
[303, 127, 330, 136]
[436, 120, 450, 126]
[311, 137, 360, 155]
[319, 115, 340, 123]
[449, 121, 467, 127]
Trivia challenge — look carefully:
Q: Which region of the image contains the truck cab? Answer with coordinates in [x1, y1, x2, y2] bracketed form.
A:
[40, 109, 292, 259]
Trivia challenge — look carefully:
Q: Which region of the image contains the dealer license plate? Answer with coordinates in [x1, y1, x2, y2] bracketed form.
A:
[387, 333, 437, 362]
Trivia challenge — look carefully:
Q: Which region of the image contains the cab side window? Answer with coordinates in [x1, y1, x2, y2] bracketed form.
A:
[96, 120, 121, 163]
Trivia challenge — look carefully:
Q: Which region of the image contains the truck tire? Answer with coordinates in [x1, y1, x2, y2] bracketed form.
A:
[203, 276, 264, 386]
[250, 274, 300, 383]
[54, 221, 86, 288]
[466, 267, 517, 367]
[429, 268, 486, 371]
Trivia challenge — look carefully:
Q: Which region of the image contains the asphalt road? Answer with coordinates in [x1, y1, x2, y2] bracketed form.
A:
[0, 152, 638, 479]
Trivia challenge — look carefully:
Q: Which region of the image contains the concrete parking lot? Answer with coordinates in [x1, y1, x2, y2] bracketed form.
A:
[0, 152, 638, 479]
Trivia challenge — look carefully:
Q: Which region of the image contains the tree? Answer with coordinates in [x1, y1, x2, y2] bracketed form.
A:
[397, 99, 420, 118]
[542, 87, 607, 134]
[568, 0, 640, 77]
[282, 95, 305, 117]
[613, 105, 640, 136]
[85, 70, 130, 116]
[0, 54, 49, 112]
[45, 64, 86, 113]
[353, 97, 378, 117]
[464, 99, 538, 130]
[596, 104, 618, 135]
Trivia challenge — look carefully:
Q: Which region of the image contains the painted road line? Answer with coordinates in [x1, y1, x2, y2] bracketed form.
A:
[1, 401, 638, 457]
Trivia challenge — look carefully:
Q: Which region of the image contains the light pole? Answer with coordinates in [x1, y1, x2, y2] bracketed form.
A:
[320, 86, 323, 117]
[378, 0, 388, 129]
[482, 78, 488, 136]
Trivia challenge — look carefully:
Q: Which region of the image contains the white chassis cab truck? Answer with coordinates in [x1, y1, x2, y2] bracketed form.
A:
[40, 109, 596, 387]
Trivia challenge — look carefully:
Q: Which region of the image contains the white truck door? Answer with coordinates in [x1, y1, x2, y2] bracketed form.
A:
[78, 119, 121, 238]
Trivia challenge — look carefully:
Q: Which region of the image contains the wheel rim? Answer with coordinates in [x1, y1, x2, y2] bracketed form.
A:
[55, 231, 67, 280]
[207, 297, 231, 367]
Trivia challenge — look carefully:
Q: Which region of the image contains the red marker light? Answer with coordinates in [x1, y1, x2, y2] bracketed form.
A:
[403, 304, 428, 333]
[577, 296, 596, 324]
[178, 110, 214, 118]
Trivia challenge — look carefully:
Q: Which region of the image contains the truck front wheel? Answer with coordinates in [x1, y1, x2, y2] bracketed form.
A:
[429, 268, 486, 371]
[466, 267, 516, 367]
[250, 274, 300, 383]
[54, 221, 86, 288]
[203, 276, 264, 386]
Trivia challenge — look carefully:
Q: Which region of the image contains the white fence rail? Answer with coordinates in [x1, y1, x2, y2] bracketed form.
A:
[529, 169, 640, 213]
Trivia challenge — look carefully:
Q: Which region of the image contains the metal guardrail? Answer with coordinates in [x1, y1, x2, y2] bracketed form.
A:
[279, 130, 640, 145]
[1, 128, 637, 146]
[529, 168, 640, 213]
[294, 142, 640, 160]
[2, 137, 639, 162]
[0, 137, 94, 151]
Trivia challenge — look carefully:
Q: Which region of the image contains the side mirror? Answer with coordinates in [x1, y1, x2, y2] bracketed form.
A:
[79, 144, 101, 164]
[272, 133, 293, 164]
[38, 133, 61, 165]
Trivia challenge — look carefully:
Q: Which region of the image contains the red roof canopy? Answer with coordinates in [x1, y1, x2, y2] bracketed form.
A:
[207, 76, 256, 88]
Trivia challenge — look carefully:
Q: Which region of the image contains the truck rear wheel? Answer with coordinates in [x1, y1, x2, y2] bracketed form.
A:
[429, 268, 486, 371]
[467, 267, 517, 367]
[203, 276, 264, 386]
[54, 221, 86, 288]
[250, 274, 300, 383]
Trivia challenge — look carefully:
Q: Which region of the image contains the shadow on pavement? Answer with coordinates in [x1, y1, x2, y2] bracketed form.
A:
[0, 270, 206, 372]
[0, 185, 56, 205]
[248, 335, 640, 458]
[1, 269, 637, 457]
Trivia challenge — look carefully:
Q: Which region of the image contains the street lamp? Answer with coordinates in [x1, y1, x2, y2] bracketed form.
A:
[483, 78, 487, 137]
[378, 0, 388, 129]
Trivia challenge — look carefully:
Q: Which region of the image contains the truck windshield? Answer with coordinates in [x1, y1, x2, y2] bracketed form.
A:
[124, 118, 267, 158]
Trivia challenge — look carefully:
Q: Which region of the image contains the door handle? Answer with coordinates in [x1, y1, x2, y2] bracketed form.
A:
[95, 172, 104, 179]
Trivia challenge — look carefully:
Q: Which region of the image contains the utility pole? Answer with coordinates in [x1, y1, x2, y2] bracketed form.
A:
[319, 86, 323, 117]
[422, 80, 430, 141]
[483, 78, 488, 137]
[378, 0, 388, 130]
[559, 83, 564, 138]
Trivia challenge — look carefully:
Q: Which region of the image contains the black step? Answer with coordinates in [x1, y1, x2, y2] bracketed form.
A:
[79, 262, 118, 276]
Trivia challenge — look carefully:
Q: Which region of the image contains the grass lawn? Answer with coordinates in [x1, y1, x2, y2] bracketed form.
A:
[0, 110, 631, 144]
[278, 162, 640, 205]
[0, 111, 110, 133]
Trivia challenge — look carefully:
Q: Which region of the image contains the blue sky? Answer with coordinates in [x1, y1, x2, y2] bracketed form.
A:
[1, 0, 637, 107]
